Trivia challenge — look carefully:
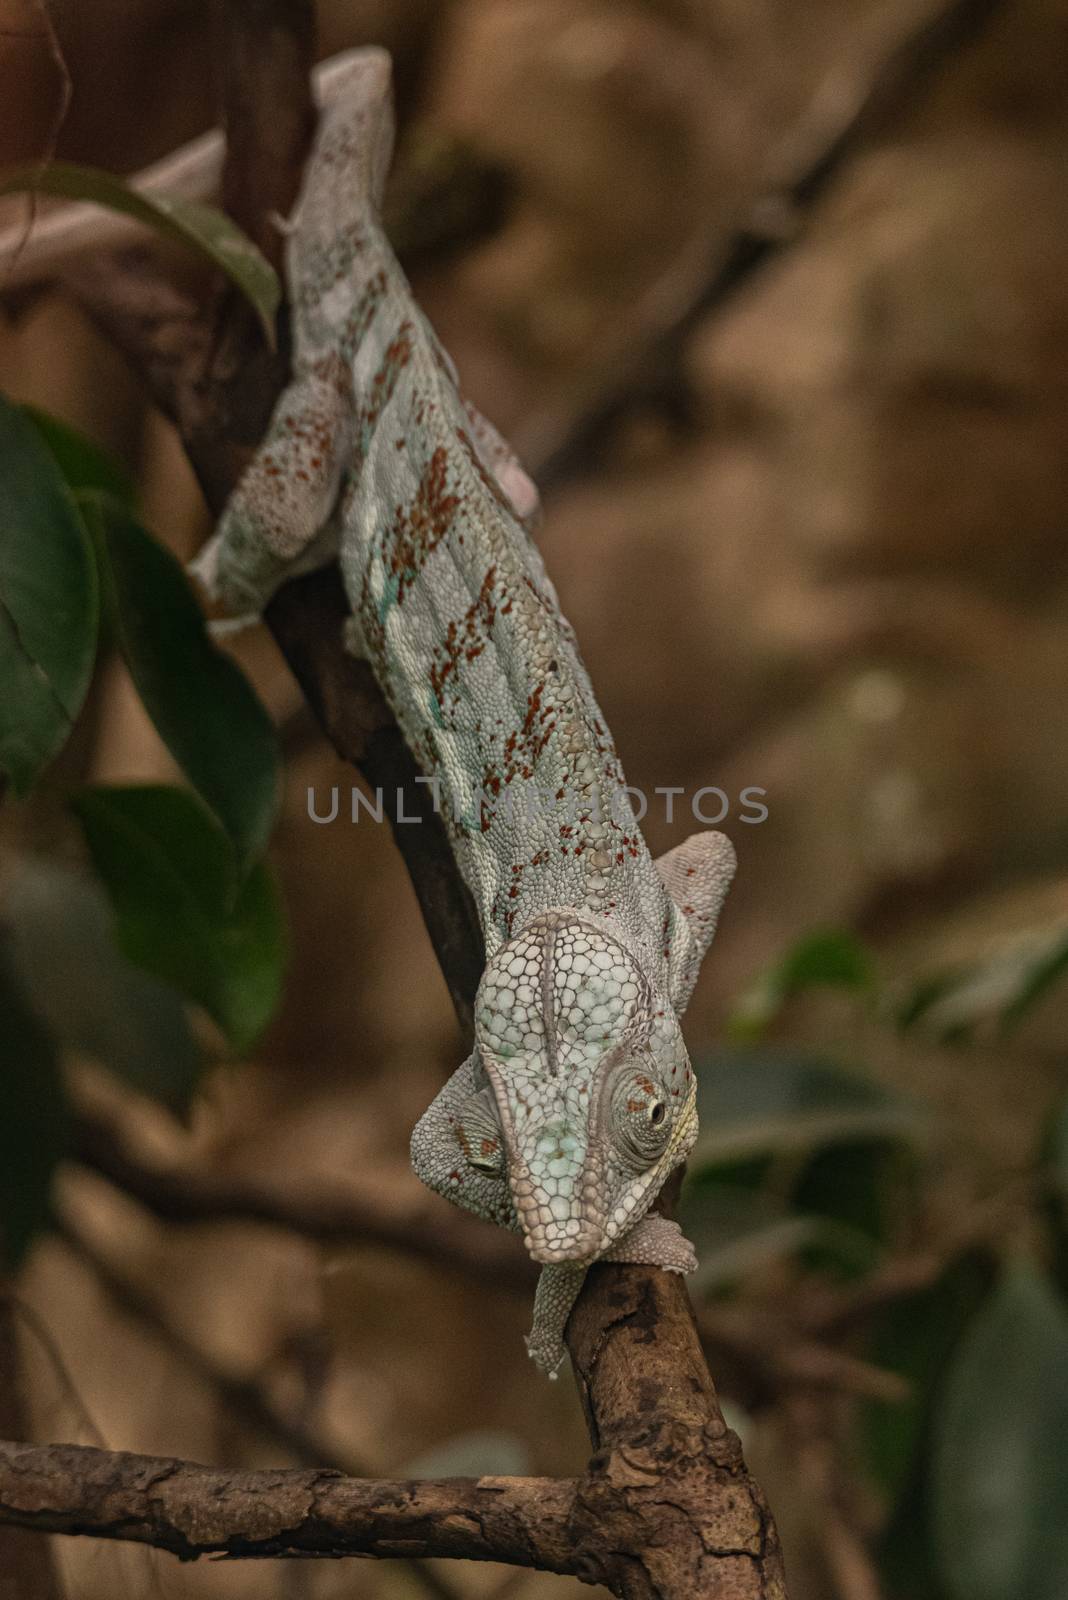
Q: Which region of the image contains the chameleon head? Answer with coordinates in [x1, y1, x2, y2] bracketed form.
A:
[459, 912, 697, 1265]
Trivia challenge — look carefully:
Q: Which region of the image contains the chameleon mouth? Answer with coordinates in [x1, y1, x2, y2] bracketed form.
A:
[508, 1154, 608, 1265]
[521, 1215, 604, 1265]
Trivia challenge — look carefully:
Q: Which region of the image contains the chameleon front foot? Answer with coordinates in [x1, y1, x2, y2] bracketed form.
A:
[602, 1213, 698, 1274]
[524, 1220, 698, 1377]
[526, 1262, 587, 1378]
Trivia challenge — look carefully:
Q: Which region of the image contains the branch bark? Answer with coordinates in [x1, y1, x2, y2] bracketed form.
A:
[0, 1440, 577, 1568]
[0, 1269, 786, 1593]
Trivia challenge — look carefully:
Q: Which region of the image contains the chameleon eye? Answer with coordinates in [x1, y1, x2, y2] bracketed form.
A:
[458, 1086, 506, 1177]
[610, 1066, 672, 1166]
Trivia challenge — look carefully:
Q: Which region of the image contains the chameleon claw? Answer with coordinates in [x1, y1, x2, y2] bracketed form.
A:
[524, 1332, 567, 1380]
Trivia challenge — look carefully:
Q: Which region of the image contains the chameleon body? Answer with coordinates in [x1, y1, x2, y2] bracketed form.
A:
[197, 48, 736, 1376]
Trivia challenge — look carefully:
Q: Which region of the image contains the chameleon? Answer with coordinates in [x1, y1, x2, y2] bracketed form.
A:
[194, 47, 736, 1377]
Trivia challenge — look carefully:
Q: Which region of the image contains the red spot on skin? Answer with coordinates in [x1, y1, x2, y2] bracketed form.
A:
[686, 866, 695, 876]
[381, 444, 459, 607]
[429, 565, 499, 714]
[683, 904, 694, 915]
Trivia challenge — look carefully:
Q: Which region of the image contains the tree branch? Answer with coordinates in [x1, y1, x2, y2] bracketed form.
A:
[0, 1439, 577, 1568]
[0, 1293, 791, 1593]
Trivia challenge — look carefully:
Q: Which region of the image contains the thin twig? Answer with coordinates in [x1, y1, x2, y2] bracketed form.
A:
[528, 0, 1008, 492]
[55, 1212, 366, 1474]
[55, 1213, 462, 1600]
[69, 1102, 533, 1289]
[1, 0, 72, 282]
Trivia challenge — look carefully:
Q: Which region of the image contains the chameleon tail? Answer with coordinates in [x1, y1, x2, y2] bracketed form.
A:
[289, 47, 395, 289]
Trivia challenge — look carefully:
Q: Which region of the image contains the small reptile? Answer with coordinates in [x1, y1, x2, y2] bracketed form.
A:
[196, 47, 735, 1376]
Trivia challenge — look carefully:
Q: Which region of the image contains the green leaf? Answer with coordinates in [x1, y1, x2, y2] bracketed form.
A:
[71, 785, 287, 1053]
[3, 853, 201, 1113]
[1000, 929, 1068, 1033]
[791, 1139, 919, 1271]
[81, 495, 280, 870]
[21, 405, 138, 507]
[896, 923, 1068, 1045]
[730, 929, 875, 1040]
[932, 1262, 1068, 1600]
[864, 1251, 993, 1502]
[0, 163, 280, 344]
[691, 1051, 927, 1170]
[0, 953, 68, 1268]
[1040, 1094, 1068, 1297]
[0, 393, 98, 794]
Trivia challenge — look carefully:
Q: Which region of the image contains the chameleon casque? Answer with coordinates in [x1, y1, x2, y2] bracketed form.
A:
[196, 48, 736, 1376]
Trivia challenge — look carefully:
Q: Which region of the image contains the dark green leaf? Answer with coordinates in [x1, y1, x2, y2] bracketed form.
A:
[22, 405, 137, 507]
[0, 953, 67, 1267]
[1040, 1094, 1068, 1297]
[4, 853, 201, 1113]
[932, 1261, 1068, 1600]
[71, 785, 287, 1052]
[82, 496, 280, 870]
[0, 393, 97, 794]
[896, 922, 1068, 1045]
[729, 929, 875, 1041]
[864, 1252, 994, 1500]
[1000, 929, 1068, 1033]
[691, 1051, 927, 1170]
[792, 1140, 919, 1272]
[0, 164, 280, 343]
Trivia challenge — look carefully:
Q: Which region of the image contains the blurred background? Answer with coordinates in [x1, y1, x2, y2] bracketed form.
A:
[1, 0, 1067, 1597]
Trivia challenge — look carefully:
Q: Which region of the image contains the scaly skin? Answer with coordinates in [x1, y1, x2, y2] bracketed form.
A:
[195, 48, 736, 1376]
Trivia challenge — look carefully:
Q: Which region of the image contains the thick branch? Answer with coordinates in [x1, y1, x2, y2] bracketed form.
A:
[0, 1279, 791, 1588]
[566, 1263, 787, 1598]
[0, 1440, 576, 1568]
